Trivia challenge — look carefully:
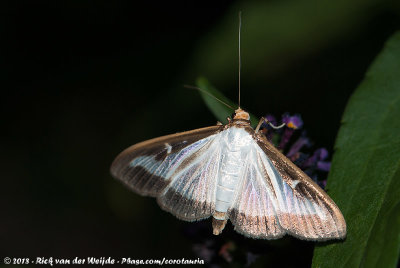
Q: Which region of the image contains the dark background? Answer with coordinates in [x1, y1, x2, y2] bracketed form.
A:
[1, 1, 399, 267]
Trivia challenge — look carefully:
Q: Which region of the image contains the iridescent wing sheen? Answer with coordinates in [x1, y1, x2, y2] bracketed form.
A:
[229, 129, 346, 240]
[228, 145, 285, 239]
[111, 125, 224, 221]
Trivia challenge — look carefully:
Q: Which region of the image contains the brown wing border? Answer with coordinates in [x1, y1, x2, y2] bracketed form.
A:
[110, 124, 224, 221]
[111, 125, 224, 179]
[246, 127, 346, 240]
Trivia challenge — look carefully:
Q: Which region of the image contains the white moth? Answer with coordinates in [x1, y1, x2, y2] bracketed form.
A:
[110, 108, 346, 240]
[110, 12, 346, 241]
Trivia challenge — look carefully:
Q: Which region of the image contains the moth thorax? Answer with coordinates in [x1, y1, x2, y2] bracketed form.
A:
[233, 108, 250, 120]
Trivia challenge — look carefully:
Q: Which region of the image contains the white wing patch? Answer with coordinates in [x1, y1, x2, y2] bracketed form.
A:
[157, 134, 223, 221]
[164, 143, 172, 154]
[125, 132, 224, 221]
[290, 180, 300, 188]
[229, 139, 337, 240]
[229, 144, 284, 239]
[128, 137, 213, 180]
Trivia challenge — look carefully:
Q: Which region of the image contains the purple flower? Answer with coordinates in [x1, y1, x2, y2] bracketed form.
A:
[278, 114, 303, 149]
[317, 161, 331, 172]
[303, 148, 331, 171]
[282, 113, 303, 129]
[286, 134, 311, 159]
[279, 128, 295, 150]
[261, 113, 330, 188]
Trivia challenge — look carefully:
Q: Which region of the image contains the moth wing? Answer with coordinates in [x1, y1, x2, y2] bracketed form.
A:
[111, 125, 223, 221]
[254, 133, 347, 240]
[228, 143, 285, 239]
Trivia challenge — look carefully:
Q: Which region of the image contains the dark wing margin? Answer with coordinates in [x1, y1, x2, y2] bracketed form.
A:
[228, 145, 285, 239]
[253, 130, 346, 240]
[111, 125, 222, 196]
[110, 125, 223, 221]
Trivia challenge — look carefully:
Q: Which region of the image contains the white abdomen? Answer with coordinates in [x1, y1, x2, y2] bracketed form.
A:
[214, 127, 252, 219]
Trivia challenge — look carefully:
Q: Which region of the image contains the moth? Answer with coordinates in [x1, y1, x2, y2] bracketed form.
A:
[110, 108, 346, 240]
[110, 13, 346, 241]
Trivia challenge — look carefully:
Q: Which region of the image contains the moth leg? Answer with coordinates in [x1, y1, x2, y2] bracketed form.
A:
[255, 117, 286, 132]
[216, 121, 223, 126]
[255, 117, 265, 133]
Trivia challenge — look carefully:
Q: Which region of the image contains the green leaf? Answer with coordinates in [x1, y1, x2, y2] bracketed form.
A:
[312, 32, 400, 267]
[195, 77, 259, 127]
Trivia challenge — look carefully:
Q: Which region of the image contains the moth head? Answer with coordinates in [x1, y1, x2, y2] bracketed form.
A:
[233, 108, 250, 120]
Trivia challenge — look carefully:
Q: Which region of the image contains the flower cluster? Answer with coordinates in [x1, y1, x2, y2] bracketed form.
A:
[261, 113, 330, 189]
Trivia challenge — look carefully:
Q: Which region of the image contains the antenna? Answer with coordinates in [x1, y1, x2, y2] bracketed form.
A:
[238, 11, 242, 108]
[184, 85, 234, 110]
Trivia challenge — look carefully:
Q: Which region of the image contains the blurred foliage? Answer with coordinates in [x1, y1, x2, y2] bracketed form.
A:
[196, 77, 258, 127]
[312, 32, 400, 268]
[191, 0, 400, 88]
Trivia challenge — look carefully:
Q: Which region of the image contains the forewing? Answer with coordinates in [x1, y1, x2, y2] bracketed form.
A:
[228, 145, 285, 239]
[111, 125, 223, 221]
[157, 132, 224, 221]
[255, 133, 347, 240]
